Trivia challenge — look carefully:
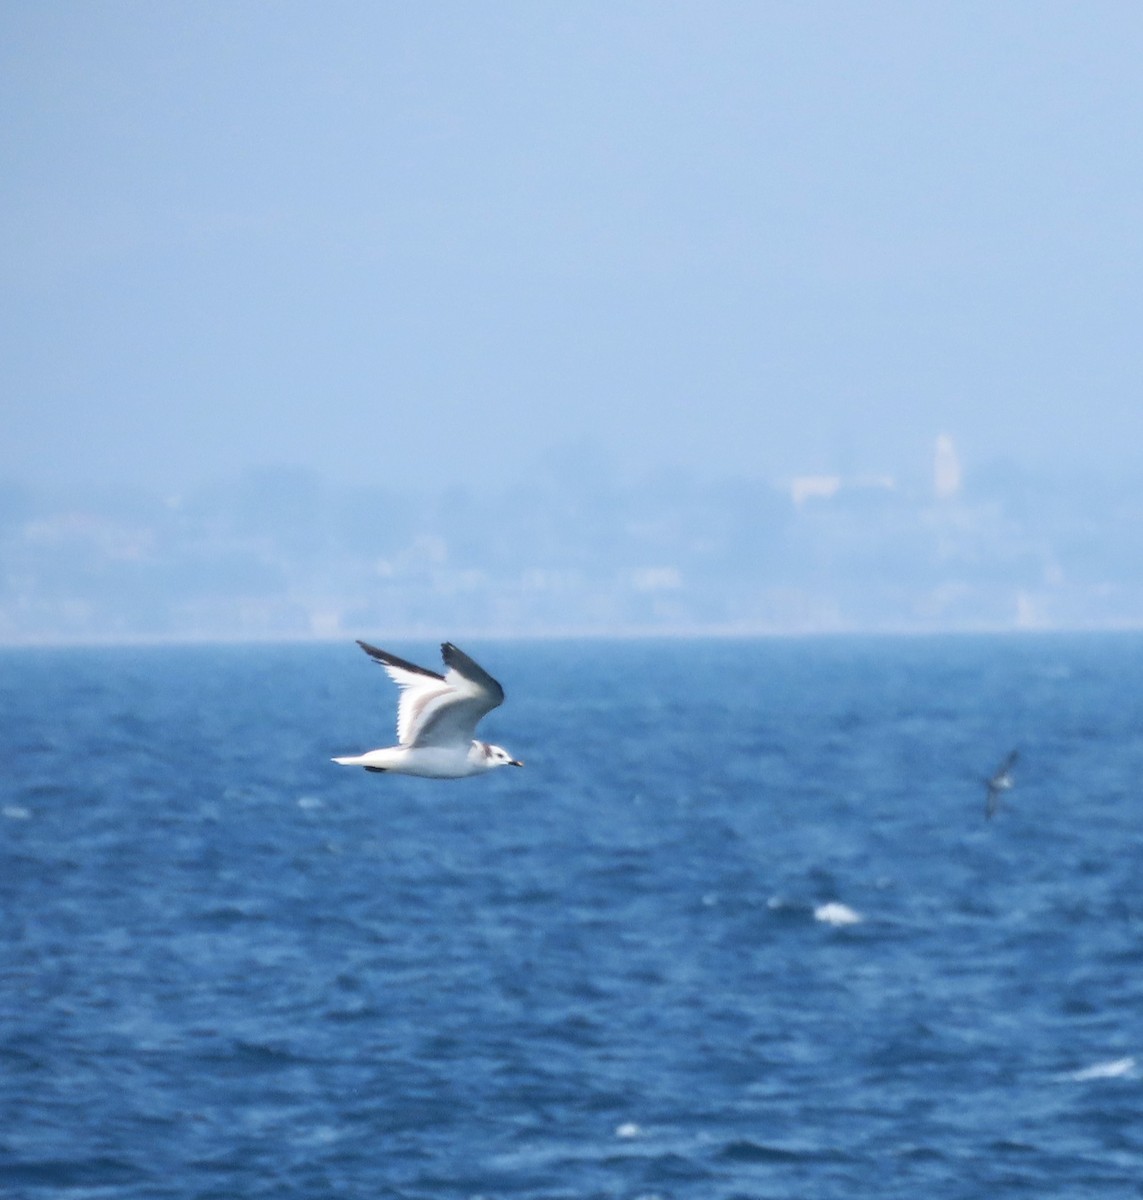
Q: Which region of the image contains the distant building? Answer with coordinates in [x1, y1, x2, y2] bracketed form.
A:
[790, 474, 894, 508]
[790, 475, 842, 507]
[934, 433, 962, 499]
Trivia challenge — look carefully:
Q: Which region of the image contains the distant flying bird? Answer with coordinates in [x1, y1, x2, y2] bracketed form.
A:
[333, 641, 523, 778]
[984, 749, 1018, 819]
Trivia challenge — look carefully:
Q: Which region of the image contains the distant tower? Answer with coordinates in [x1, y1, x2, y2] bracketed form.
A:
[933, 433, 962, 499]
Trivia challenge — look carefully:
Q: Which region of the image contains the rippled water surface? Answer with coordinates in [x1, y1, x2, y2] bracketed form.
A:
[3, 636, 1143, 1198]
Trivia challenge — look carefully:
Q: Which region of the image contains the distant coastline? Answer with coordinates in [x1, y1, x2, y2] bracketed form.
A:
[3, 462, 1141, 646]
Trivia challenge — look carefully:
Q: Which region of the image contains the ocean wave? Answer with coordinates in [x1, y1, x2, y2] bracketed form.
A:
[1066, 1056, 1136, 1082]
[814, 901, 862, 927]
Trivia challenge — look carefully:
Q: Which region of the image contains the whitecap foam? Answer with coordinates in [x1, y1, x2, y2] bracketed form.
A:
[1069, 1056, 1135, 1081]
[814, 901, 862, 927]
[615, 1122, 642, 1139]
[2, 805, 31, 821]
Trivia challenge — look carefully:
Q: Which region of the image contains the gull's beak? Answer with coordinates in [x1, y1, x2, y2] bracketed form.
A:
[509, 759, 524, 767]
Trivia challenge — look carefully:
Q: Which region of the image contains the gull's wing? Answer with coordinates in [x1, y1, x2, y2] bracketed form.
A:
[416, 642, 506, 748]
[356, 641, 453, 747]
[995, 749, 1019, 776]
[356, 640, 505, 749]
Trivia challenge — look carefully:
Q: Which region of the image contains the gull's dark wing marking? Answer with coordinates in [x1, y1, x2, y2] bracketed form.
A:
[356, 640, 445, 681]
[441, 642, 505, 706]
[995, 749, 1019, 775]
[406, 643, 507, 749]
[355, 640, 452, 745]
[353, 639, 508, 749]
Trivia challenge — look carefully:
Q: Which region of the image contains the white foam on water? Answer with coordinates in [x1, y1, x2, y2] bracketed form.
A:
[1068, 1056, 1135, 1081]
[615, 1122, 642, 1139]
[2, 806, 31, 820]
[297, 796, 324, 810]
[814, 901, 862, 927]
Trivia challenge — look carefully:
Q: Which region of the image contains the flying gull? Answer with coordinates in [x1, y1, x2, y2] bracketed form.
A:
[985, 749, 1018, 819]
[333, 640, 523, 778]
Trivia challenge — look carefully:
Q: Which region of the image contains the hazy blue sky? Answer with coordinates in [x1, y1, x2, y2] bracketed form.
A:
[4, 2, 1142, 494]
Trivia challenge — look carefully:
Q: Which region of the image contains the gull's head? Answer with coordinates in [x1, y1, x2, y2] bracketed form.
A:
[487, 744, 524, 770]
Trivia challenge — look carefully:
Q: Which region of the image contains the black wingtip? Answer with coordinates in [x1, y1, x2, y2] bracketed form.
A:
[439, 641, 506, 702]
[441, 642, 466, 668]
[354, 640, 445, 680]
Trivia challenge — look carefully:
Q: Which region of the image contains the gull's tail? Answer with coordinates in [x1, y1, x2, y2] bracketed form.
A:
[332, 754, 389, 774]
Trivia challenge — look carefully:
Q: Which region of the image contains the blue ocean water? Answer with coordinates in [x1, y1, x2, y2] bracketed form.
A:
[3, 636, 1143, 1199]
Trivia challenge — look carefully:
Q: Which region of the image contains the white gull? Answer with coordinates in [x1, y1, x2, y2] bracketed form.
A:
[985, 749, 1018, 819]
[333, 640, 523, 779]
